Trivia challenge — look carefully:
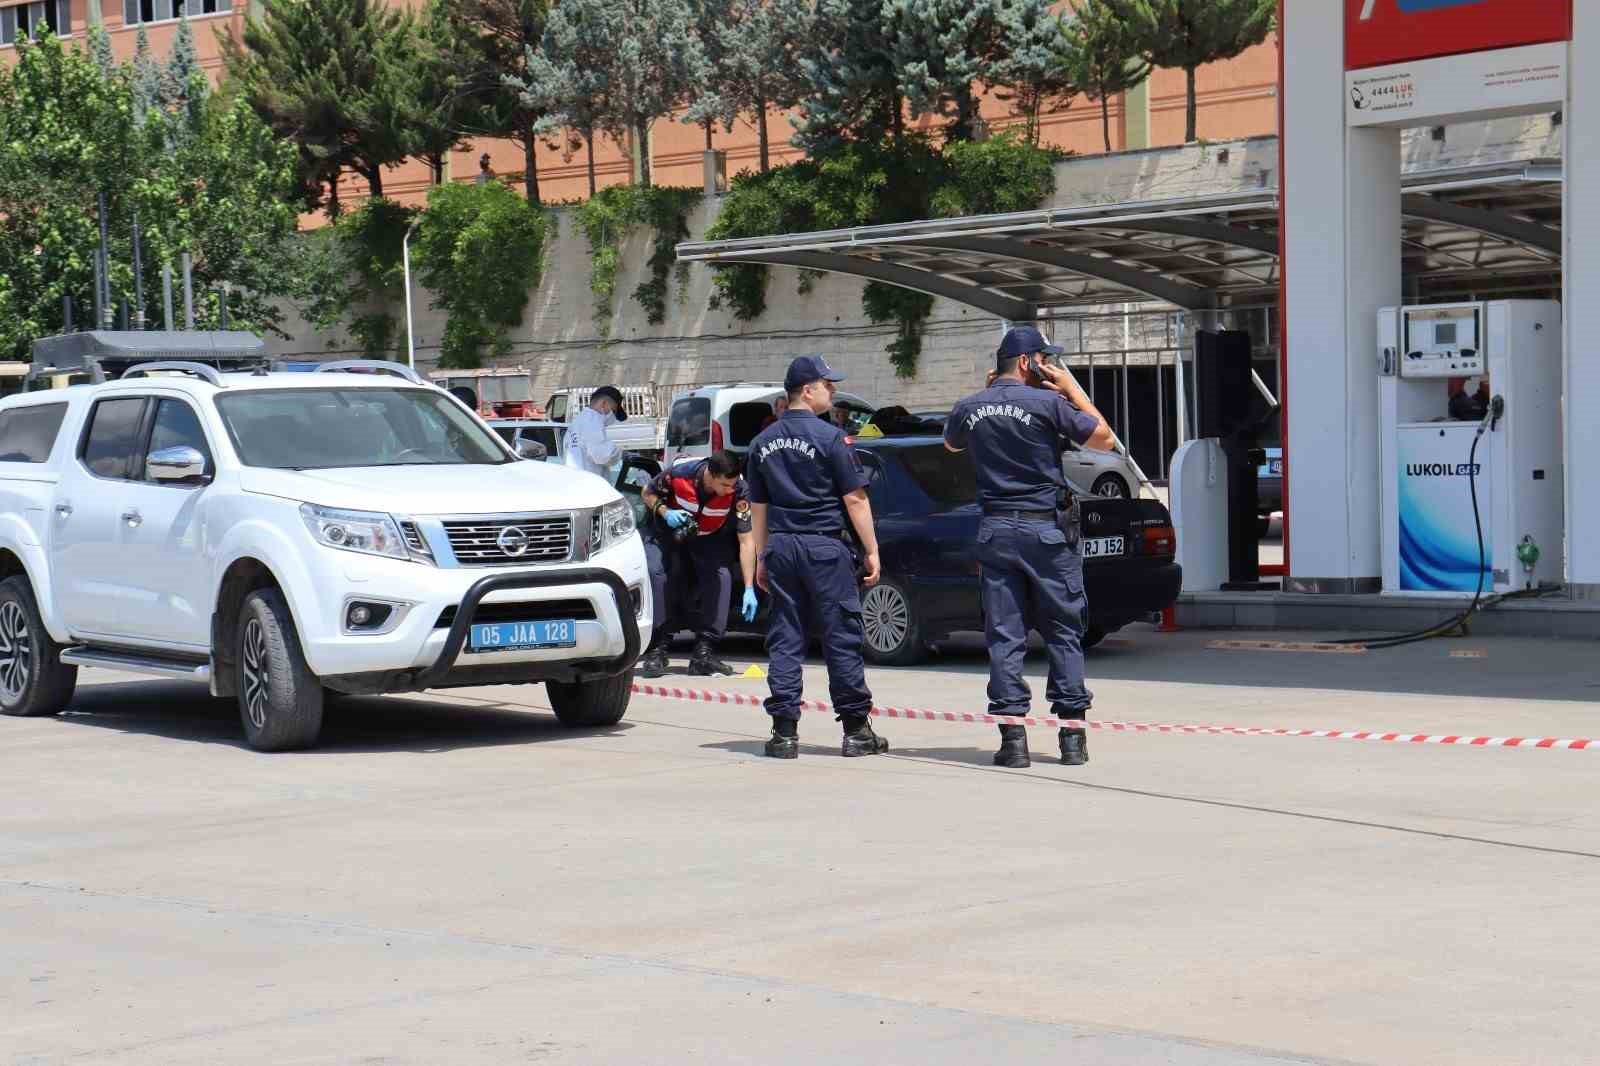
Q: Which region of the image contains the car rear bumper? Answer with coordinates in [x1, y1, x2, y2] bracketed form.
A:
[1085, 559, 1183, 630]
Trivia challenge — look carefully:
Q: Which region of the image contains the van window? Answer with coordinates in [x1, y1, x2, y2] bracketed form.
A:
[0, 403, 68, 463]
[666, 396, 710, 448]
[728, 401, 775, 447]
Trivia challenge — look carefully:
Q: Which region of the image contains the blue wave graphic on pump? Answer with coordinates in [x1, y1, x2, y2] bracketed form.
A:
[1398, 490, 1490, 591]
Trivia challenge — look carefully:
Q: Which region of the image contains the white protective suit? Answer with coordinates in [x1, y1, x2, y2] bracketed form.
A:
[563, 406, 623, 480]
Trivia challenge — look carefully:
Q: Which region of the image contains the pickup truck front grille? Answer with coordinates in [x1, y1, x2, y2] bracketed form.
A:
[441, 515, 573, 565]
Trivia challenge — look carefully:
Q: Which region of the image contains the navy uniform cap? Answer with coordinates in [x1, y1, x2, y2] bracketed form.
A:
[783, 354, 847, 392]
[996, 325, 1064, 364]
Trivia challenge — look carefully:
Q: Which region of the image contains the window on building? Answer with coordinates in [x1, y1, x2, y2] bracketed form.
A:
[0, 0, 70, 45]
[122, 0, 229, 26]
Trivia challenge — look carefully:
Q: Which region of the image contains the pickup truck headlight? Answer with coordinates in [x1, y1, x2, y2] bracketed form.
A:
[596, 497, 635, 551]
[300, 504, 411, 561]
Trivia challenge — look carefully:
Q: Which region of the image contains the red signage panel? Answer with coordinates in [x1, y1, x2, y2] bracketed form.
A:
[1345, 0, 1572, 71]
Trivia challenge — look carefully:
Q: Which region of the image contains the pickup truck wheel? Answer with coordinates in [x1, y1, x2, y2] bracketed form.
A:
[547, 670, 632, 729]
[0, 576, 77, 718]
[236, 589, 324, 752]
[1082, 625, 1108, 650]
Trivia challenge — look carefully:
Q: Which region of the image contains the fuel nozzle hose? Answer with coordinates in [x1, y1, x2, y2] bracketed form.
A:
[1335, 395, 1537, 650]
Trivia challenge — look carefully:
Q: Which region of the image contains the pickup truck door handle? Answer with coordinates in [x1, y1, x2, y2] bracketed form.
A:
[121, 510, 143, 528]
[55, 503, 72, 517]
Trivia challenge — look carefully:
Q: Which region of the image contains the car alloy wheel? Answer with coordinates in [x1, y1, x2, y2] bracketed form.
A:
[1092, 473, 1129, 498]
[0, 600, 32, 704]
[241, 617, 270, 730]
[862, 583, 911, 656]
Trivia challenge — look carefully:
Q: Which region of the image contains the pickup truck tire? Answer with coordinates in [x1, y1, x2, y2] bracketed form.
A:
[1081, 625, 1108, 650]
[0, 576, 77, 718]
[236, 588, 324, 752]
[547, 670, 632, 729]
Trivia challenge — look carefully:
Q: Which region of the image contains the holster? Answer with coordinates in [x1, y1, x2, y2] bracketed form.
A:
[1055, 489, 1081, 550]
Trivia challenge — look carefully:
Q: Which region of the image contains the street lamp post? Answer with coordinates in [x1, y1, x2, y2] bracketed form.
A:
[402, 217, 422, 370]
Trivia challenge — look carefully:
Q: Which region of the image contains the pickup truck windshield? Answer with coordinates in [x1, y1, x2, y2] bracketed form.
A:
[215, 388, 510, 469]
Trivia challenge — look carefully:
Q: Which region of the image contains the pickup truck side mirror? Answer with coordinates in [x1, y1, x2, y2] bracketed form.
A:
[515, 439, 548, 461]
[147, 445, 209, 484]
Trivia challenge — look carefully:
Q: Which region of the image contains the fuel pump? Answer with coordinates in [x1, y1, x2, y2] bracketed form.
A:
[1378, 300, 1563, 595]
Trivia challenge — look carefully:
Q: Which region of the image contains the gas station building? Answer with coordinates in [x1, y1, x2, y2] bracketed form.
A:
[680, 0, 1593, 630]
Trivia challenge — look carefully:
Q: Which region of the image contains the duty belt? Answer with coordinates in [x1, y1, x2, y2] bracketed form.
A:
[984, 509, 1057, 521]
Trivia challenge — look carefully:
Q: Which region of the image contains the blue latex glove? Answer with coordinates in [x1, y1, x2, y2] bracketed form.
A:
[741, 586, 759, 622]
[662, 508, 692, 530]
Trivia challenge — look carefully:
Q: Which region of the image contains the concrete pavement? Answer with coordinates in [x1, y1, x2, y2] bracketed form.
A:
[4, 627, 1599, 1064]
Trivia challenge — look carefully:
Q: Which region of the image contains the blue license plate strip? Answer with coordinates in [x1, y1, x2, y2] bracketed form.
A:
[469, 619, 577, 652]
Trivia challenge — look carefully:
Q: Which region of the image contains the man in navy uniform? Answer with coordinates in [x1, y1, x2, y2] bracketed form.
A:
[944, 325, 1115, 768]
[636, 450, 758, 678]
[746, 356, 887, 760]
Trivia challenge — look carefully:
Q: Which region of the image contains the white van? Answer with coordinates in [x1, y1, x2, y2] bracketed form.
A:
[662, 384, 876, 465]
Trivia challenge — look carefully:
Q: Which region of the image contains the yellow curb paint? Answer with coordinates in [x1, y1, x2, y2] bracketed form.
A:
[742, 664, 768, 679]
[1449, 649, 1488, 659]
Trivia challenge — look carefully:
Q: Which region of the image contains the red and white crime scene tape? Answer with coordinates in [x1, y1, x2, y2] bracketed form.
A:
[629, 682, 1598, 751]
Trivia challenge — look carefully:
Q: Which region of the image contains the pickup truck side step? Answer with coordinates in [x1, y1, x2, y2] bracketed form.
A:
[60, 647, 212, 683]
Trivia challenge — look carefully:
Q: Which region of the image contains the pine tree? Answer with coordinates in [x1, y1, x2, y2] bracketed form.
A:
[989, 0, 1078, 145]
[684, 0, 734, 153]
[131, 27, 162, 125]
[793, 0, 903, 152]
[440, 0, 552, 204]
[519, 0, 701, 188]
[886, 0, 1008, 142]
[161, 15, 206, 120]
[89, 24, 115, 76]
[1105, 0, 1274, 143]
[688, 0, 811, 171]
[221, 0, 411, 206]
[512, 0, 610, 196]
[1066, 0, 1150, 152]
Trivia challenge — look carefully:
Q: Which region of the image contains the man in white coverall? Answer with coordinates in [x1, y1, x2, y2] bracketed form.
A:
[563, 385, 627, 480]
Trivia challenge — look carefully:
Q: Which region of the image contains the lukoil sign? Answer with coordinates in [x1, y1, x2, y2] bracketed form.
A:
[1346, 0, 1571, 71]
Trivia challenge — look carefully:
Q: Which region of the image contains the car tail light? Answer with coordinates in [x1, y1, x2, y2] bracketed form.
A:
[711, 420, 724, 452]
[1141, 525, 1176, 557]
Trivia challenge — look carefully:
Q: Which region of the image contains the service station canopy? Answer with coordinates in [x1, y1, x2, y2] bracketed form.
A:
[676, 159, 1561, 321]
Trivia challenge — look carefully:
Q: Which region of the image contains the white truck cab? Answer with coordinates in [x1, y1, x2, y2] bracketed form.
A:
[0, 360, 649, 750]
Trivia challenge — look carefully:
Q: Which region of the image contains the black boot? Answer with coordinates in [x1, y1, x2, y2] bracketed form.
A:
[688, 640, 734, 677]
[637, 646, 669, 678]
[993, 723, 1030, 768]
[764, 716, 798, 759]
[840, 714, 889, 757]
[1059, 723, 1089, 766]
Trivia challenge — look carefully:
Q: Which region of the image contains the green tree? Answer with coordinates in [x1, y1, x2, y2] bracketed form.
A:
[131, 27, 162, 124]
[688, 0, 812, 171]
[1105, 0, 1273, 143]
[413, 182, 549, 367]
[162, 15, 206, 126]
[221, 0, 410, 209]
[793, 0, 904, 152]
[1065, 0, 1149, 152]
[441, 0, 553, 204]
[988, 0, 1078, 146]
[521, 0, 701, 188]
[0, 32, 307, 354]
[886, 0, 1051, 142]
[683, 0, 734, 153]
[509, 0, 608, 196]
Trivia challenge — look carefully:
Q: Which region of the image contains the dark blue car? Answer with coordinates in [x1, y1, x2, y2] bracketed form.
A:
[623, 438, 1183, 666]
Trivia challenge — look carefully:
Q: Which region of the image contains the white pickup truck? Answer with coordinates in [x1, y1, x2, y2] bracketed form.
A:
[0, 361, 650, 751]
